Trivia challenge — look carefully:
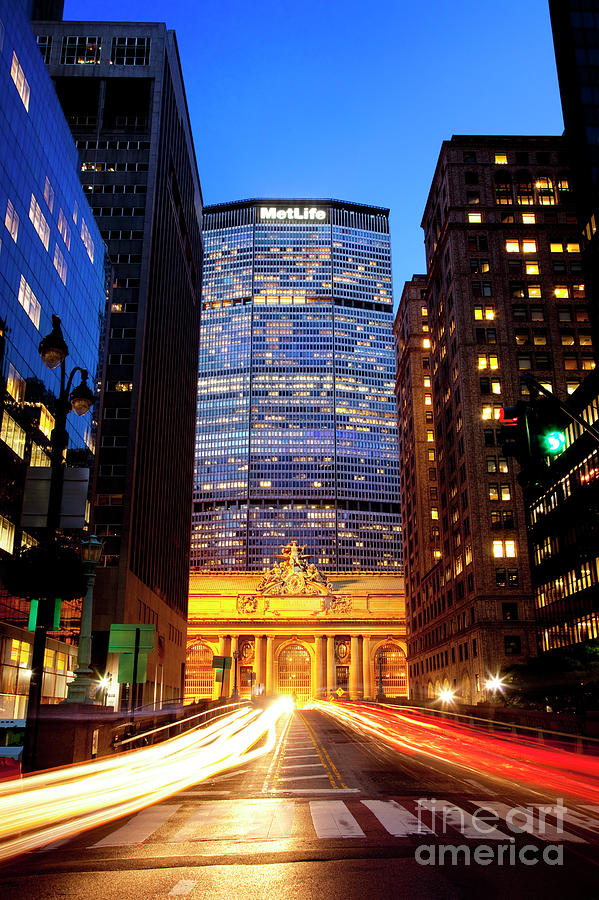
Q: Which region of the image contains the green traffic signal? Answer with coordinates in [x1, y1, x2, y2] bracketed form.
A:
[542, 430, 566, 454]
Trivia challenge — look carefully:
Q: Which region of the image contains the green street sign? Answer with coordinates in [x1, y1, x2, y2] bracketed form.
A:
[108, 624, 155, 653]
[28, 597, 61, 631]
[212, 655, 232, 670]
[117, 652, 148, 684]
[215, 668, 227, 683]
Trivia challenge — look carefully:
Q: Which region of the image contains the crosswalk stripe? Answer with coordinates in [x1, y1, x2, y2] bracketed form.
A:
[90, 804, 180, 847]
[361, 800, 434, 836]
[169, 880, 197, 896]
[561, 807, 599, 834]
[310, 800, 365, 838]
[472, 801, 587, 843]
[171, 799, 294, 842]
[417, 800, 509, 839]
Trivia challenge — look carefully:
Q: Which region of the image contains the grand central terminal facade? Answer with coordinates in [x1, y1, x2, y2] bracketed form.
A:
[185, 543, 407, 704]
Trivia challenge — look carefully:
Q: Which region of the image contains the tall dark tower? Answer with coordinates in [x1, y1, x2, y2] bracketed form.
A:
[32, 19, 204, 706]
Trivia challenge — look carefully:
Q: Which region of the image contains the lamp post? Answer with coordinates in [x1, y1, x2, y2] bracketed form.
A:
[22, 317, 95, 770]
[64, 535, 103, 703]
[232, 650, 239, 700]
[376, 649, 385, 702]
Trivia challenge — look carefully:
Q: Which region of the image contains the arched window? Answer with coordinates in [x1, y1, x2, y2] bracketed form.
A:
[515, 171, 534, 206]
[535, 175, 555, 205]
[378, 643, 407, 696]
[494, 171, 512, 206]
[185, 641, 214, 702]
[277, 642, 311, 702]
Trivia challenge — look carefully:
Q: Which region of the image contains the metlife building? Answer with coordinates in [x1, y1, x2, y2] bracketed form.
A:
[192, 198, 402, 573]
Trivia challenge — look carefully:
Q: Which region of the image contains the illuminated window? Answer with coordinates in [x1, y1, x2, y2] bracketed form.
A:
[43, 176, 54, 213]
[522, 213, 536, 224]
[431, 507, 439, 520]
[482, 406, 492, 420]
[61, 35, 102, 65]
[501, 484, 511, 501]
[489, 483, 499, 501]
[468, 212, 482, 224]
[422, 337, 430, 348]
[30, 443, 50, 466]
[29, 195, 50, 250]
[506, 240, 520, 253]
[566, 381, 579, 394]
[4, 198, 19, 243]
[1, 412, 25, 459]
[17, 275, 40, 327]
[522, 240, 537, 254]
[554, 286, 569, 299]
[492, 379, 501, 394]
[0, 514, 15, 555]
[57, 209, 71, 250]
[81, 219, 95, 263]
[424, 393, 432, 406]
[582, 357, 596, 371]
[566, 242, 580, 253]
[489, 355, 499, 369]
[6, 364, 25, 403]
[38, 405, 55, 440]
[525, 261, 539, 275]
[550, 242, 563, 253]
[505, 540, 516, 557]
[573, 283, 585, 298]
[427, 430, 434, 443]
[493, 540, 504, 558]
[533, 332, 547, 346]
[495, 153, 508, 165]
[53, 244, 67, 284]
[527, 285, 541, 298]
[10, 52, 29, 111]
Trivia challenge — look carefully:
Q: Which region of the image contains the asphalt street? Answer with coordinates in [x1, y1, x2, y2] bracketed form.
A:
[1, 706, 599, 900]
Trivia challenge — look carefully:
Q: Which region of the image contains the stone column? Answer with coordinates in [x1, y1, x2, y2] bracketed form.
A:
[349, 635, 360, 700]
[255, 635, 264, 694]
[315, 635, 324, 699]
[230, 635, 239, 699]
[362, 636, 371, 700]
[326, 634, 336, 695]
[212, 636, 226, 700]
[266, 636, 274, 695]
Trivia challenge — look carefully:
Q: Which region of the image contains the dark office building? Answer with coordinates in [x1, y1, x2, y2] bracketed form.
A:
[0, 0, 106, 714]
[192, 199, 401, 573]
[32, 17, 204, 705]
[550, 0, 599, 348]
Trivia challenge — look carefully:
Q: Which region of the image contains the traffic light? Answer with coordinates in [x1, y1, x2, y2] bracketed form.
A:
[530, 396, 568, 460]
[499, 403, 531, 464]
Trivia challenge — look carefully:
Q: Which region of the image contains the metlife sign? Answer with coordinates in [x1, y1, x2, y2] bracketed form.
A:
[260, 206, 328, 223]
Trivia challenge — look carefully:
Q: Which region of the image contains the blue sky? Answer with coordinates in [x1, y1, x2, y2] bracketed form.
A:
[64, 0, 565, 301]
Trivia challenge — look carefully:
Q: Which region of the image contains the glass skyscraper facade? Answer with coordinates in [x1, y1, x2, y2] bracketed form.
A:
[192, 199, 402, 572]
[0, 0, 106, 558]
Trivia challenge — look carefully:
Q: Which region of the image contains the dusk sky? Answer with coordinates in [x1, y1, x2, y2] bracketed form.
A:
[64, 0, 565, 302]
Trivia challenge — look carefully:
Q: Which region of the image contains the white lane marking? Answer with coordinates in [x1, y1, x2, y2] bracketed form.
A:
[466, 779, 496, 795]
[310, 800, 365, 838]
[361, 800, 434, 836]
[281, 763, 327, 770]
[90, 804, 180, 847]
[284, 753, 320, 759]
[172, 799, 294, 842]
[277, 774, 330, 781]
[274, 788, 360, 794]
[561, 808, 599, 834]
[473, 801, 586, 843]
[169, 880, 197, 896]
[417, 799, 509, 839]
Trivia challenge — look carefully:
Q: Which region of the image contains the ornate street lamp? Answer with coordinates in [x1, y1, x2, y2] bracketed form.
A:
[64, 535, 103, 704]
[231, 650, 240, 700]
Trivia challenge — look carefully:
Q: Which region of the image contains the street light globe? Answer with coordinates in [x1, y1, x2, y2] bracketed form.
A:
[69, 371, 94, 416]
[38, 316, 69, 370]
[485, 675, 504, 692]
[439, 688, 455, 703]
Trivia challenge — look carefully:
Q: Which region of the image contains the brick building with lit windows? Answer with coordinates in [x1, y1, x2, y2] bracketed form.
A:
[396, 135, 594, 704]
[32, 14, 204, 707]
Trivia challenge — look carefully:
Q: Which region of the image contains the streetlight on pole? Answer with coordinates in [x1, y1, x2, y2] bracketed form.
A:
[376, 649, 385, 702]
[64, 534, 103, 703]
[22, 316, 95, 770]
[232, 649, 239, 700]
